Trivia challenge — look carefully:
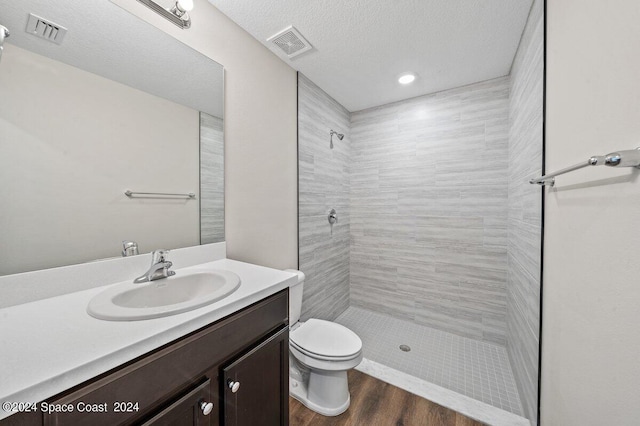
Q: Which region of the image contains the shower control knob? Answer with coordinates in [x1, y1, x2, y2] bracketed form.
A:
[199, 400, 214, 416]
[328, 209, 338, 225]
[227, 380, 240, 393]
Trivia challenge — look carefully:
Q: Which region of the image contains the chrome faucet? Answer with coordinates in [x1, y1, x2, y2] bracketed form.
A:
[134, 250, 176, 283]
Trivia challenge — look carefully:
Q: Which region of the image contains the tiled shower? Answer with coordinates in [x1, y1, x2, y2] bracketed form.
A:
[348, 76, 511, 346]
[297, 1, 542, 423]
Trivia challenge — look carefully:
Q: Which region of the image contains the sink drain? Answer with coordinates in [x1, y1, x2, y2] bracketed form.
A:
[399, 344, 411, 352]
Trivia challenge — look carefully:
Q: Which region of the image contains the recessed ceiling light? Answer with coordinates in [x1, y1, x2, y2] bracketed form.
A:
[398, 73, 416, 85]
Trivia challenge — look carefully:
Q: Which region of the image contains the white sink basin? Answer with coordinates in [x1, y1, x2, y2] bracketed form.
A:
[87, 270, 241, 321]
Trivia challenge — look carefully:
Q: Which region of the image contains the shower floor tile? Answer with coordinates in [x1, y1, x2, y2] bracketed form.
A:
[335, 306, 524, 416]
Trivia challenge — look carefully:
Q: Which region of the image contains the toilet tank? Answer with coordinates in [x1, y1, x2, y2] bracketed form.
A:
[284, 269, 305, 325]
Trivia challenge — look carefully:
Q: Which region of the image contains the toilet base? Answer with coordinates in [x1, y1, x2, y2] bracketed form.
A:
[290, 375, 350, 417]
[287, 319, 363, 417]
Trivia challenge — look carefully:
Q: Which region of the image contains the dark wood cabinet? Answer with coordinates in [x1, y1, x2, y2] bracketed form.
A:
[1, 290, 289, 426]
[142, 379, 212, 426]
[222, 327, 289, 426]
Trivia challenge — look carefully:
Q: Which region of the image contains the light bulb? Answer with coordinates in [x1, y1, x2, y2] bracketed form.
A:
[176, 0, 194, 12]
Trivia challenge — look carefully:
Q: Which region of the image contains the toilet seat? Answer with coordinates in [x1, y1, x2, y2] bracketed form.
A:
[290, 341, 361, 361]
[290, 319, 362, 360]
[290, 343, 363, 372]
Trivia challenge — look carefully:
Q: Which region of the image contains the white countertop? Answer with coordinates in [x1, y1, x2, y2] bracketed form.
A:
[0, 259, 296, 421]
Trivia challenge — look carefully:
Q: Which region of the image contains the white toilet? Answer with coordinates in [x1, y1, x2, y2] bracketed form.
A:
[285, 269, 363, 416]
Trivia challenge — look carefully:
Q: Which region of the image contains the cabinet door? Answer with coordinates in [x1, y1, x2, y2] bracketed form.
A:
[222, 327, 289, 426]
[142, 379, 215, 426]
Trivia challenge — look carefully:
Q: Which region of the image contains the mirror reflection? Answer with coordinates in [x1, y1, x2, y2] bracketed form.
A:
[0, 0, 224, 275]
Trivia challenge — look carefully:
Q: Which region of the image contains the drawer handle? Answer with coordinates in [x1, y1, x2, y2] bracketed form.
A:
[227, 379, 240, 393]
[199, 400, 214, 416]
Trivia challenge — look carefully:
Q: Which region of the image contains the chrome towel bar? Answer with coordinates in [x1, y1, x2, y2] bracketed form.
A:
[530, 147, 640, 186]
[125, 190, 196, 199]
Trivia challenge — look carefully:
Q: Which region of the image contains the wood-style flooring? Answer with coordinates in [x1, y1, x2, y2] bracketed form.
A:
[289, 370, 483, 426]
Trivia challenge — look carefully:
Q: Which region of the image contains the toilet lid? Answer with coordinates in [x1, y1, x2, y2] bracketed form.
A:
[290, 319, 362, 358]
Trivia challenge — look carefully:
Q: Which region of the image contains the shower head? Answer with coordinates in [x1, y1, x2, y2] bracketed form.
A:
[329, 130, 344, 149]
[331, 130, 344, 140]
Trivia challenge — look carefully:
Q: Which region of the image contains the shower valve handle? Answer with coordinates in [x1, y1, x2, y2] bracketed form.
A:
[328, 209, 338, 225]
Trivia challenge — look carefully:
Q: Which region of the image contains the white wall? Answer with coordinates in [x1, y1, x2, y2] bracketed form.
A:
[543, 0, 640, 424]
[111, 0, 299, 270]
[0, 44, 199, 275]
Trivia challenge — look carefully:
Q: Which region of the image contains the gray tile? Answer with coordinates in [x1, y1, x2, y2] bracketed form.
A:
[200, 112, 224, 244]
[336, 307, 524, 415]
[506, 0, 543, 423]
[298, 74, 351, 321]
[349, 77, 510, 343]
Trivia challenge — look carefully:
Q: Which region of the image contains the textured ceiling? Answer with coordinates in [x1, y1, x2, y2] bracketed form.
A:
[208, 0, 532, 112]
[0, 0, 223, 118]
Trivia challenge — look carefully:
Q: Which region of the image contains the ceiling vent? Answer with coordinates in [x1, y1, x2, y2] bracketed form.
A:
[25, 13, 67, 45]
[267, 26, 312, 59]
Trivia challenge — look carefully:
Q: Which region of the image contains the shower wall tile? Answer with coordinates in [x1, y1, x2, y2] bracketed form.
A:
[506, 0, 543, 423]
[297, 73, 350, 321]
[200, 112, 224, 244]
[350, 78, 511, 345]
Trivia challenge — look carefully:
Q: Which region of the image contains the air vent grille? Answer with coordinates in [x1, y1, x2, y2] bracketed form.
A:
[267, 26, 312, 59]
[25, 14, 67, 45]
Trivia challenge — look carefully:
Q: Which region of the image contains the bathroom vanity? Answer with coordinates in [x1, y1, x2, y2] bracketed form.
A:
[0, 259, 295, 426]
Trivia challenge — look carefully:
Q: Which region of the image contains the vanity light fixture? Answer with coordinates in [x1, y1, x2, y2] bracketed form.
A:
[398, 73, 417, 85]
[137, 0, 194, 29]
[0, 25, 9, 63]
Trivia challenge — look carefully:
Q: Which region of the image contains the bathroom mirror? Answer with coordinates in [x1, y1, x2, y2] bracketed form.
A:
[0, 0, 224, 275]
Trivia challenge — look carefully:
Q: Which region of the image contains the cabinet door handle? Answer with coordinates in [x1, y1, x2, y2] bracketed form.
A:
[199, 400, 214, 416]
[227, 379, 240, 393]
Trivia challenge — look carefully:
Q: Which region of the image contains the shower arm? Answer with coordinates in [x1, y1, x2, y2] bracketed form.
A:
[329, 130, 344, 149]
